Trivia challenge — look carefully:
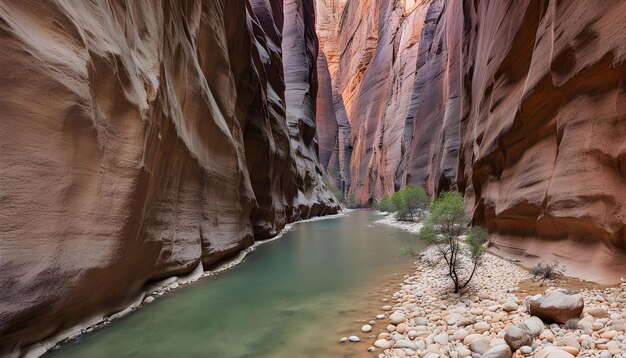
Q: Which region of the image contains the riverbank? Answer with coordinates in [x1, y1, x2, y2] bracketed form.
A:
[35, 211, 348, 358]
[348, 213, 626, 357]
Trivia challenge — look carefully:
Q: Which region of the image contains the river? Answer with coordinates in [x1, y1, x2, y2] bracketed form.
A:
[49, 210, 427, 358]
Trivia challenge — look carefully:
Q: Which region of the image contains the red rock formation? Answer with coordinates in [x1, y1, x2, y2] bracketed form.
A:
[283, 0, 338, 217]
[316, 0, 626, 282]
[0, 0, 337, 355]
[457, 0, 626, 283]
[314, 0, 431, 203]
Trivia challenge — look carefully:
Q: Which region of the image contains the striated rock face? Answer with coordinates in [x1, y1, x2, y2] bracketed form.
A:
[315, 0, 432, 203]
[316, 0, 626, 282]
[283, 0, 338, 217]
[0, 0, 337, 355]
[458, 0, 626, 283]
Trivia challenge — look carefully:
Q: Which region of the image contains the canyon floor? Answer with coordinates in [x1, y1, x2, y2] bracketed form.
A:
[338, 214, 626, 358]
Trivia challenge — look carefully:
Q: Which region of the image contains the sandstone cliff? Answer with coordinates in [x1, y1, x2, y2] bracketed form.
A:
[316, 0, 626, 282]
[0, 0, 337, 355]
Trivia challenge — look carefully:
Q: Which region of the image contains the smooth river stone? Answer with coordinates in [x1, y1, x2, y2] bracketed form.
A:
[374, 339, 391, 349]
[389, 312, 406, 325]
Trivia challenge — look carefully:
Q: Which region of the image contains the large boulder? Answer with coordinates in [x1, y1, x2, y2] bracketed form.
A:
[529, 291, 584, 324]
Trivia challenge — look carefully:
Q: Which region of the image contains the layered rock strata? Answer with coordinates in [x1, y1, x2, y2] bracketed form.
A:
[0, 0, 337, 355]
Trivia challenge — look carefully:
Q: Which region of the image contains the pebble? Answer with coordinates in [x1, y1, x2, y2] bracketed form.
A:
[600, 330, 617, 339]
[445, 313, 462, 324]
[504, 325, 532, 350]
[474, 321, 491, 333]
[557, 336, 580, 350]
[361, 324, 372, 332]
[606, 341, 621, 354]
[456, 316, 476, 327]
[524, 316, 545, 336]
[587, 307, 609, 318]
[434, 333, 449, 345]
[520, 346, 532, 354]
[502, 301, 519, 312]
[470, 338, 492, 354]
[452, 328, 469, 341]
[456, 346, 472, 357]
[374, 339, 391, 349]
[389, 312, 405, 325]
[348, 336, 360, 342]
[481, 345, 512, 358]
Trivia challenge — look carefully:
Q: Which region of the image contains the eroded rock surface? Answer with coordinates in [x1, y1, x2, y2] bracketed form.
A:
[0, 0, 338, 355]
[316, 0, 626, 282]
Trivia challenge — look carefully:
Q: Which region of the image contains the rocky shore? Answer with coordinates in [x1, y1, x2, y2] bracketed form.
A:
[341, 214, 626, 358]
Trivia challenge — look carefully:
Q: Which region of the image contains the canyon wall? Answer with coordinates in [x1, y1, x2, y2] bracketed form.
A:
[316, 0, 626, 282]
[0, 0, 337, 355]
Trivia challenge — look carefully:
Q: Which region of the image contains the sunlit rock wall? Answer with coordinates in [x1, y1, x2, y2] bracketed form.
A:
[315, 0, 431, 203]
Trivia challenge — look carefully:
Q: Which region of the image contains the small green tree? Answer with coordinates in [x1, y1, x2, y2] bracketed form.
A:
[391, 191, 403, 211]
[388, 191, 404, 219]
[400, 186, 429, 220]
[389, 186, 429, 221]
[418, 192, 487, 293]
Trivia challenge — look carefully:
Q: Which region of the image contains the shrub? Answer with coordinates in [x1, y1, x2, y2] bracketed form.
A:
[376, 186, 430, 220]
[418, 191, 487, 293]
[400, 186, 429, 220]
[376, 186, 429, 221]
[377, 195, 394, 213]
[530, 260, 565, 282]
[391, 191, 403, 213]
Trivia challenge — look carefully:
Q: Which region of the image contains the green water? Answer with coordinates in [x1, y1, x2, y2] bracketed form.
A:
[50, 210, 427, 358]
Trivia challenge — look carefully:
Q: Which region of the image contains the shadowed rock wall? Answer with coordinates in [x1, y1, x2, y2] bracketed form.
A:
[0, 0, 338, 354]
